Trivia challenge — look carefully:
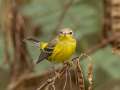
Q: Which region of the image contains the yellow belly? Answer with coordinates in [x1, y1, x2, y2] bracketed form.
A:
[48, 41, 76, 63]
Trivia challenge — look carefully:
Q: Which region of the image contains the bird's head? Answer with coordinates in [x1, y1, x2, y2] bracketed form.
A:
[58, 28, 74, 40]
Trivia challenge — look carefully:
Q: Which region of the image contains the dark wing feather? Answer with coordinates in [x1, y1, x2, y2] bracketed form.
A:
[36, 37, 58, 64]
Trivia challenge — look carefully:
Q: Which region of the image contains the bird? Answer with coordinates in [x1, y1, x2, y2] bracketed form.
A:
[36, 28, 76, 64]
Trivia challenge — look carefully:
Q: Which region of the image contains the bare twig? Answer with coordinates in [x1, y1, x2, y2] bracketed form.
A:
[77, 53, 93, 90]
[75, 58, 85, 90]
[63, 69, 68, 90]
[85, 34, 120, 55]
[68, 69, 72, 90]
[88, 63, 93, 90]
[36, 63, 70, 90]
[51, 84, 56, 90]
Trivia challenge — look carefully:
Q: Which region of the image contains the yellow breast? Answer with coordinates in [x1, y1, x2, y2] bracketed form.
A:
[48, 39, 76, 63]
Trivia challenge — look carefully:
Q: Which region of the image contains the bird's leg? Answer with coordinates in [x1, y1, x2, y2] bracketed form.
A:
[70, 57, 80, 68]
[63, 57, 80, 69]
[72, 56, 79, 61]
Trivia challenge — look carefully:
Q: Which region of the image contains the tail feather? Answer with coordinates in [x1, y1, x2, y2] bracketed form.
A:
[36, 54, 46, 64]
[36, 52, 50, 64]
[24, 37, 40, 42]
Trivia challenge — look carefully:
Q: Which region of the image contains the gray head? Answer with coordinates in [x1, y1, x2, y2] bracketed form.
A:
[58, 28, 73, 36]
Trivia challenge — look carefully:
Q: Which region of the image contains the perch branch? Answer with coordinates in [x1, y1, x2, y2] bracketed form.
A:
[88, 63, 93, 90]
[85, 34, 120, 55]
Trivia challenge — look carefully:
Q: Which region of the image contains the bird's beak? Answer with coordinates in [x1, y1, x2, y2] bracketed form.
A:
[63, 33, 67, 36]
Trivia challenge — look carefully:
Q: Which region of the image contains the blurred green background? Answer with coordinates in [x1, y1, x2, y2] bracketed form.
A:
[0, 0, 120, 90]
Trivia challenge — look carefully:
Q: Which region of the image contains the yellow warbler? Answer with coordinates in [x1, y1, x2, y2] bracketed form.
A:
[36, 28, 76, 64]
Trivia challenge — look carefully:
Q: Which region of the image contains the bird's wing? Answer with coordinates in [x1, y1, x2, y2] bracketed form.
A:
[36, 37, 59, 64]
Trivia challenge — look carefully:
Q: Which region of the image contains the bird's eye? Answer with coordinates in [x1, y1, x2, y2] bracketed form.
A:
[59, 31, 63, 35]
[60, 32, 62, 34]
[69, 31, 73, 34]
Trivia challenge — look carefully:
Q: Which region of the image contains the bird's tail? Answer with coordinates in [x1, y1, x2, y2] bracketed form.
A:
[24, 37, 40, 42]
[23, 37, 41, 47]
[23, 37, 48, 49]
[36, 53, 48, 64]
